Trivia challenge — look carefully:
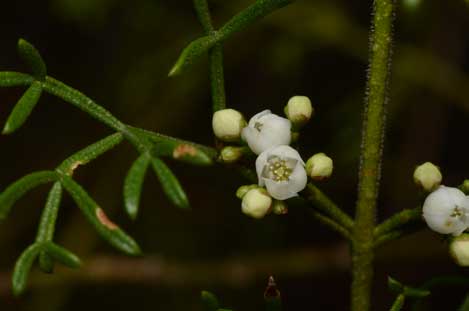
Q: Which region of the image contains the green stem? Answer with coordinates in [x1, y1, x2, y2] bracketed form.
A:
[389, 294, 405, 311]
[209, 44, 226, 111]
[308, 209, 352, 241]
[193, 0, 226, 111]
[351, 1, 395, 310]
[374, 207, 422, 238]
[302, 183, 354, 231]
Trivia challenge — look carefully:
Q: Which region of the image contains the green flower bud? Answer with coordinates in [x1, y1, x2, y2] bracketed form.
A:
[236, 184, 258, 199]
[460, 179, 469, 195]
[212, 109, 246, 142]
[306, 153, 333, 180]
[284, 96, 313, 127]
[220, 146, 244, 163]
[450, 234, 469, 266]
[413, 162, 442, 192]
[272, 200, 288, 215]
[241, 188, 272, 219]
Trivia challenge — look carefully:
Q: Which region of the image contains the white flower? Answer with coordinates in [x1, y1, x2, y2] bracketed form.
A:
[284, 96, 313, 127]
[255, 145, 307, 200]
[422, 186, 469, 236]
[241, 110, 291, 155]
[449, 233, 469, 266]
[212, 109, 246, 142]
[413, 162, 442, 192]
[306, 153, 333, 180]
[241, 188, 272, 219]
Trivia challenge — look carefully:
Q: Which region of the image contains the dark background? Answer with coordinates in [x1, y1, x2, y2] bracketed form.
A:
[1, 0, 469, 310]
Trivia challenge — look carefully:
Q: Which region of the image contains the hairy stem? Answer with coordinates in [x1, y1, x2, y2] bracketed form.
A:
[351, 0, 395, 310]
[193, 0, 226, 111]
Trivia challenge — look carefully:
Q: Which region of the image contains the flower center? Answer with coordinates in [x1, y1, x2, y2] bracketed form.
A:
[451, 206, 464, 218]
[254, 121, 263, 131]
[262, 156, 297, 182]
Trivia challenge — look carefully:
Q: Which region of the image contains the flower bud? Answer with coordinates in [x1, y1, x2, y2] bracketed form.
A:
[272, 200, 288, 215]
[460, 180, 469, 195]
[413, 162, 442, 192]
[236, 184, 258, 199]
[284, 96, 313, 127]
[212, 109, 246, 142]
[449, 233, 469, 266]
[220, 146, 244, 163]
[241, 188, 272, 219]
[422, 186, 469, 236]
[306, 153, 333, 180]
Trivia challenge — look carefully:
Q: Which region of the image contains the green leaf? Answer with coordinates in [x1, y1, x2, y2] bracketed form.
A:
[403, 287, 430, 298]
[0, 171, 58, 220]
[12, 243, 42, 296]
[0, 72, 34, 87]
[201, 291, 220, 311]
[169, 35, 219, 76]
[57, 133, 124, 176]
[389, 294, 405, 311]
[35, 182, 63, 273]
[42, 76, 125, 131]
[129, 126, 216, 165]
[459, 294, 469, 311]
[2, 81, 42, 134]
[17, 39, 47, 80]
[38, 251, 54, 274]
[124, 154, 151, 220]
[169, 0, 294, 76]
[44, 242, 81, 268]
[150, 157, 189, 209]
[218, 0, 293, 41]
[36, 182, 63, 242]
[153, 140, 213, 166]
[61, 176, 142, 256]
[388, 276, 404, 294]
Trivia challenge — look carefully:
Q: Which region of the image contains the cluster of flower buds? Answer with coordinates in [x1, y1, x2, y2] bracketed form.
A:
[416, 163, 469, 265]
[212, 96, 334, 219]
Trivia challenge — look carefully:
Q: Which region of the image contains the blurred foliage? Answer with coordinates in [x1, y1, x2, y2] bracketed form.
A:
[1, 0, 469, 310]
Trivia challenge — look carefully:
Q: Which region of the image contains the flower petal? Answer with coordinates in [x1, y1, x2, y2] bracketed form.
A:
[265, 179, 297, 200]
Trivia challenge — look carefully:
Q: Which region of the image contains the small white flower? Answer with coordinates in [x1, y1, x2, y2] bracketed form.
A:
[306, 153, 333, 180]
[284, 96, 314, 127]
[255, 145, 307, 200]
[422, 186, 469, 236]
[449, 233, 469, 266]
[241, 110, 291, 155]
[413, 162, 442, 192]
[241, 188, 272, 219]
[212, 109, 246, 142]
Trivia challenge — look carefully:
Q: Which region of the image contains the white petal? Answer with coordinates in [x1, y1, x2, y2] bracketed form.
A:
[242, 127, 265, 155]
[287, 164, 308, 193]
[255, 150, 270, 186]
[248, 109, 272, 127]
[264, 179, 297, 200]
[268, 145, 303, 164]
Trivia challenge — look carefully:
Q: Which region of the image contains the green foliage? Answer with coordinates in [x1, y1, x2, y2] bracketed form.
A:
[169, 0, 294, 77]
[459, 294, 469, 311]
[124, 154, 151, 220]
[151, 157, 189, 209]
[12, 244, 42, 296]
[60, 175, 142, 256]
[0, 171, 58, 220]
[2, 81, 42, 134]
[201, 291, 220, 311]
[17, 38, 47, 80]
[0, 71, 34, 87]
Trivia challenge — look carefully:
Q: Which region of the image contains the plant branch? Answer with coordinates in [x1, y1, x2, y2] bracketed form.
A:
[302, 183, 354, 231]
[374, 207, 422, 238]
[351, 0, 395, 310]
[193, 0, 226, 112]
